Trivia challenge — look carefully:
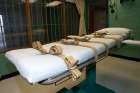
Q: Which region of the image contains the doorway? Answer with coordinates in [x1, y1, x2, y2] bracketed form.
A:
[88, 0, 108, 33]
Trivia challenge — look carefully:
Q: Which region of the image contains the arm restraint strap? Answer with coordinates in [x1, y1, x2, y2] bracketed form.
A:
[32, 41, 82, 81]
[67, 35, 109, 56]
[61, 39, 98, 61]
[104, 36, 121, 48]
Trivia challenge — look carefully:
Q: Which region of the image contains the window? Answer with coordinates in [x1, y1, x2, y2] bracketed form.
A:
[0, 0, 79, 52]
[0, 15, 6, 52]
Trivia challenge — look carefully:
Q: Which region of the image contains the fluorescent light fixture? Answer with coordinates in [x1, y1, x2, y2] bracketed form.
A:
[21, 0, 38, 3]
[46, 1, 63, 7]
[65, 0, 75, 3]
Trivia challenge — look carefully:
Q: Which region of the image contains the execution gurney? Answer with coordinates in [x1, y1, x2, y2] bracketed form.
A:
[5, 27, 131, 93]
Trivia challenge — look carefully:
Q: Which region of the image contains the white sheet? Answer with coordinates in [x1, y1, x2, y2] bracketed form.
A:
[5, 42, 106, 83]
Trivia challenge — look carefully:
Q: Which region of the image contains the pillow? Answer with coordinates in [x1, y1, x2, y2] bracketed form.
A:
[122, 40, 140, 45]
[97, 27, 132, 35]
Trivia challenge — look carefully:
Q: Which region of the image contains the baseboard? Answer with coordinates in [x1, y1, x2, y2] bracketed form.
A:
[109, 54, 140, 62]
[0, 72, 19, 81]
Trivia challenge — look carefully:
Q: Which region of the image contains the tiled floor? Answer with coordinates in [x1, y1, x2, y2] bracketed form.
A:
[96, 56, 140, 93]
[0, 76, 22, 93]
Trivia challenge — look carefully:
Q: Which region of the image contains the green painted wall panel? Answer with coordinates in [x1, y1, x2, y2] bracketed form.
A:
[109, 0, 140, 40]
[0, 54, 17, 76]
[109, 0, 140, 58]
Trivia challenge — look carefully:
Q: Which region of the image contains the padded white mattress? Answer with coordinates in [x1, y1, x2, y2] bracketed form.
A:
[5, 42, 106, 84]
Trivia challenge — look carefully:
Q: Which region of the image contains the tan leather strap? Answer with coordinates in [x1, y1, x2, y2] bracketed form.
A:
[67, 35, 90, 42]
[78, 43, 98, 60]
[63, 56, 81, 80]
[89, 40, 109, 56]
[32, 41, 48, 54]
[49, 45, 63, 55]
[67, 36, 108, 54]
[32, 41, 81, 80]
[104, 37, 121, 48]
[92, 32, 107, 38]
[58, 55, 82, 81]
[85, 34, 121, 48]
[61, 39, 79, 45]
[84, 34, 109, 55]
[50, 48, 82, 80]
[61, 39, 98, 61]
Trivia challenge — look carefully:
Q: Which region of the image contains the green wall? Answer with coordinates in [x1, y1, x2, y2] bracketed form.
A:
[109, 0, 140, 40]
[0, 54, 17, 76]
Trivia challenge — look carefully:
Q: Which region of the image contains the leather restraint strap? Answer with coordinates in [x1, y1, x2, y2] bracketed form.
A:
[104, 36, 121, 48]
[61, 56, 82, 80]
[61, 39, 98, 61]
[67, 35, 108, 54]
[48, 45, 82, 81]
[86, 33, 121, 48]
[32, 41, 48, 54]
[88, 40, 109, 56]
[92, 32, 107, 38]
[67, 35, 90, 42]
[32, 41, 81, 80]
[68, 36, 109, 56]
